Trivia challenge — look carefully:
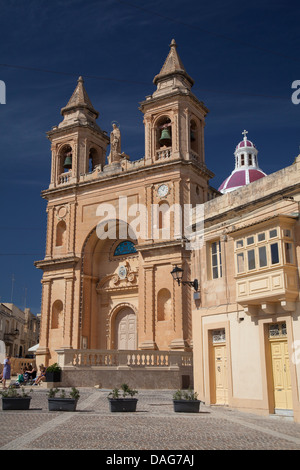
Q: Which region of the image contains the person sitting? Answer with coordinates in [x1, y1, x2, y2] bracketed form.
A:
[26, 364, 36, 384]
[12, 368, 25, 387]
[33, 364, 47, 386]
[23, 367, 29, 383]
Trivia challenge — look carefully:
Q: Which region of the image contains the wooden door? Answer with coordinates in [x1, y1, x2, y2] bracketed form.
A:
[115, 308, 136, 350]
[270, 338, 292, 410]
[214, 343, 228, 404]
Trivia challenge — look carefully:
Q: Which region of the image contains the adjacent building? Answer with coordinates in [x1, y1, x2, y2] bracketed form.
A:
[0, 303, 40, 357]
[191, 142, 300, 422]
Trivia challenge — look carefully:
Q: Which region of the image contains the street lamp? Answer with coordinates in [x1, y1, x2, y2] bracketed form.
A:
[170, 265, 199, 292]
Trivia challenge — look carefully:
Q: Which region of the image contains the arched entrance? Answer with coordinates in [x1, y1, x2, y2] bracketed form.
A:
[115, 307, 137, 350]
[80, 220, 138, 350]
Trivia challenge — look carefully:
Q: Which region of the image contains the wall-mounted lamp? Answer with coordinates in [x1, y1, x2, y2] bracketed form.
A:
[170, 265, 199, 292]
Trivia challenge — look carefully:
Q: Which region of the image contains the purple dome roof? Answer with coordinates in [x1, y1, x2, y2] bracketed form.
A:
[218, 168, 266, 193]
[236, 140, 256, 149]
[218, 131, 266, 194]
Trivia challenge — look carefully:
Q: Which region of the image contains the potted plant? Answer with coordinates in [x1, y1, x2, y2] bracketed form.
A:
[0, 385, 33, 410]
[48, 387, 80, 411]
[108, 383, 138, 412]
[173, 388, 201, 413]
[45, 363, 62, 383]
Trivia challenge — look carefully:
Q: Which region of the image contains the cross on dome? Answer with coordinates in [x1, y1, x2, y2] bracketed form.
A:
[242, 129, 248, 139]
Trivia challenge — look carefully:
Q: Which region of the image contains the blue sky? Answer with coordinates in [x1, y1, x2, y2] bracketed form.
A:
[0, 0, 300, 314]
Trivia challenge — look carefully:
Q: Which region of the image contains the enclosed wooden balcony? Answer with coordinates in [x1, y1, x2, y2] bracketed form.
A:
[233, 217, 299, 310]
[236, 265, 298, 306]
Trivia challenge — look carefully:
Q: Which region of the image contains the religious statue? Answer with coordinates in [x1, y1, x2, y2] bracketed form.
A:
[108, 123, 121, 164]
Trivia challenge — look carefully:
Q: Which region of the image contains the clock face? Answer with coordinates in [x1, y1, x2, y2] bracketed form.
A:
[157, 184, 169, 198]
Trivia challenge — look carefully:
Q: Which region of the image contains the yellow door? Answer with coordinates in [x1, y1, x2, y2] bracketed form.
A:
[270, 338, 292, 410]
[213, 343, 229, 405]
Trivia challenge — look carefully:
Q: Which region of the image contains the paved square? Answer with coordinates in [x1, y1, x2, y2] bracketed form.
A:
[1, 388, 300, 450]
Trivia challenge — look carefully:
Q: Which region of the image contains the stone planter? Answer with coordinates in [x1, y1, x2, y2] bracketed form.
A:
[46, 371, 61, 383]
[173, 400, 201, 413]
[108, 398, 138, 412]
[2, 397, 32, 410]
[48, 398, 78, 411]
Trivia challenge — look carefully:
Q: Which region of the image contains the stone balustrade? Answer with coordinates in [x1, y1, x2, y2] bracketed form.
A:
[0, 358, 37, 376]
[156, 148, 172, 160]
[54, 348, 193, 389]
[58, 171, 72, 184]
[56, 348, 192, 369]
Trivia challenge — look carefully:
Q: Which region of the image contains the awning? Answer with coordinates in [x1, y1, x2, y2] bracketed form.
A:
[28, 343, 39, 352]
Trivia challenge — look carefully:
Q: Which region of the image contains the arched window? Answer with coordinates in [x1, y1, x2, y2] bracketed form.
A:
[89, 153, 94, 172]
[190, 119, 198, 154]
[156, 117, 172, 149]
[114, 240, 137, 256]
[59, 145, 72, 174]
[157, 289, 172, 321]
[88, 148, 98, 172]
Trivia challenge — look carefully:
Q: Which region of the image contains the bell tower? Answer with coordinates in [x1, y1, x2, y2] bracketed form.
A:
[48, 76, 109, 189]
[140, 39, 209, 166]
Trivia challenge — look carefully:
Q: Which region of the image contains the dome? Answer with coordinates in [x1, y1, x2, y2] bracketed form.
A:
[218, 168, 266, 193]
[236, 139, 256, 149]
[218, 130, 266, 194]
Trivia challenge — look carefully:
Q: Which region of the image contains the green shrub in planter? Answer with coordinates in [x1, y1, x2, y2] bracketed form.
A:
[0, 385, 33, 410]
[108, 383, 138, 412]
[173, 388, 201, 413]
[48, 387, 80, 411]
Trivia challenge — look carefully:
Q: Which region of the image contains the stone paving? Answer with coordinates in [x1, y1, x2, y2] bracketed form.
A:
[1, 387, 300, 451]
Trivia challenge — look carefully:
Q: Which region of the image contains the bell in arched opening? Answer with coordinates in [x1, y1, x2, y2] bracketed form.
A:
[159, 127, 172, 147]
[63, 152, 72, 170]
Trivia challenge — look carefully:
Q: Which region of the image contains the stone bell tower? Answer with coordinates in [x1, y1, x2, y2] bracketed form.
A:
[136, 40, 215, 351]
[48, 76, 109, 189]
[140, 39, 209, 168]
[35, 77, 110, 364]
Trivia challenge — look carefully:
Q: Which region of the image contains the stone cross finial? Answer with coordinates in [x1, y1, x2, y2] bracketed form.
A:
[242, 129, 248, 139]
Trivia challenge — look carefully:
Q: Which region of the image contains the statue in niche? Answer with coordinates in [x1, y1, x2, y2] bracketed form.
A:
[108, 122, 121, 164]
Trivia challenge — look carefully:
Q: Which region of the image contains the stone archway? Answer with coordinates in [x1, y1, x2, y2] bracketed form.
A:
[80, 220, 138, 350]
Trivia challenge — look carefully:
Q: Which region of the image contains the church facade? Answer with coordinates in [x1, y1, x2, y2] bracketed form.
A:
[35, 40, 216, 370]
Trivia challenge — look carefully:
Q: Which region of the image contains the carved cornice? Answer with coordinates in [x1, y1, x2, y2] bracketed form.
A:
[34, 255, 80, 270]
